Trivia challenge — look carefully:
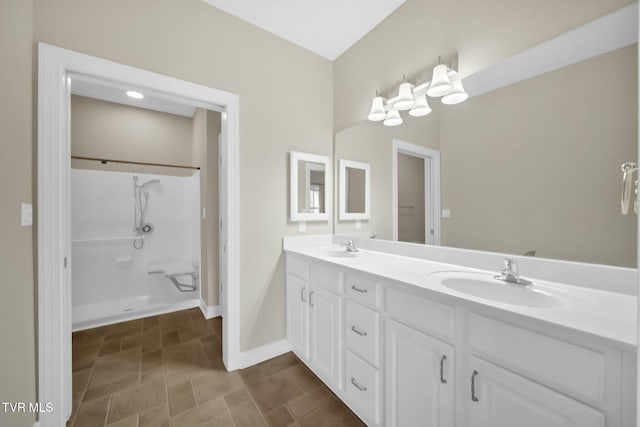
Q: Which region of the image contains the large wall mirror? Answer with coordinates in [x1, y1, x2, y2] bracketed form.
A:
[290, 151, 331, 221]
[334, 10, 638, 268]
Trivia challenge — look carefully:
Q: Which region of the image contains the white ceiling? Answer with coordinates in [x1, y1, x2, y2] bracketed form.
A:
[203, 0, 407, 60]
[70, 77, 197, 117]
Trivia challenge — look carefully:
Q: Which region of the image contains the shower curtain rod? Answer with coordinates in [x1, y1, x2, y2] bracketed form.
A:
[71, 155, 200, 170]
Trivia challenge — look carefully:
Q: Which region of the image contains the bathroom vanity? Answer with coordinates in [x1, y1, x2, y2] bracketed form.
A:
[284, 242, 637, 427]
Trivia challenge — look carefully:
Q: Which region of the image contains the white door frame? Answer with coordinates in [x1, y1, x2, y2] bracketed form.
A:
[38, 43, 241, 427]
[391, 139, 441, 245]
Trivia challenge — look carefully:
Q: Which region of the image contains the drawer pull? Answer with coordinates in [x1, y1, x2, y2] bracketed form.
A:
[471, 370, 479, 402]
[350, 325, 367, 336]
[440, 355, 447, 384]
[350, 377, 367, 392]
[351, 285, 368, 293]
[309, 291, 315, 307]
[300, 287, 307, 302]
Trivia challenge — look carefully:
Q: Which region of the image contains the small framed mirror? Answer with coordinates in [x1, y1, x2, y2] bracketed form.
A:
[290, 151, 331, 221]
[339, 159, 370, 221]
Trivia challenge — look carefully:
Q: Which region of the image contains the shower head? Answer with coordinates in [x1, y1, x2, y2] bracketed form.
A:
[139, 179, 163, 195]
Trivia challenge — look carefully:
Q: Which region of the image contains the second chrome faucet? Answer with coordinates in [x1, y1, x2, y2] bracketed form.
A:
[494, 258, 532, 285]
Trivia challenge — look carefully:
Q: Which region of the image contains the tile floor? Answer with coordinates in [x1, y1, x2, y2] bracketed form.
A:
[70, 307, 365, 427]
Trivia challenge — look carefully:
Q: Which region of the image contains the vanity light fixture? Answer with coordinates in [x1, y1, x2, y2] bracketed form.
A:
[366, 55, 468, 125]
[367, 90, 387, 122]
[126, 90, 144, 99]
[383, 109, 403, 127]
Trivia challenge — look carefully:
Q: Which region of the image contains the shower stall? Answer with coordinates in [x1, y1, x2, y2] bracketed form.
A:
[71, 168, 201, 330]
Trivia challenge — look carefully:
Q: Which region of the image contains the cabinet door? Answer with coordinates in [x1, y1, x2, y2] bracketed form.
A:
[468, 357, 605, 427]
[385, 319, 454, 427]
[286, 274, 309, 359]
[309, 286, 342, 388]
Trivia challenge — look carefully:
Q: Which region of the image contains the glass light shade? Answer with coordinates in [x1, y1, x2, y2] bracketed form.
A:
[367, 95, 387, 121]
[394, 82, 415, 111]
[426, 64, 453, 97]
[442, 71, 468, 105]
[409, 93, 431, 117]
[383, 109, 403, 126]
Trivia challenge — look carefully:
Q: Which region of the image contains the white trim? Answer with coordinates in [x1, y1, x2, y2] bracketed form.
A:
[338, 159, 371, 221]
[237, 339, 293, 369]
[38, 43, 241, 427]
[199, 300, 223, 319]
[290, 151, 332, 222]
[391, 139, 441, 245]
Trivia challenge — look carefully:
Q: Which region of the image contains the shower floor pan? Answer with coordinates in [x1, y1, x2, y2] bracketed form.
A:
[72, 294, 199, 332]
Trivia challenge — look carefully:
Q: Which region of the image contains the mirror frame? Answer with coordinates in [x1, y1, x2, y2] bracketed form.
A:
[339, 159, 370, 221]
[290, 151, 331, 222]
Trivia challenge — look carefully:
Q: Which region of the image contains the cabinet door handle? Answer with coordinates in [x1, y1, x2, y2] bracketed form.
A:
[440, 355, 447, 384]
[350, 377, 367, 391]
[471, 370, 479, 402]
[351, 285, 368, 293]
[309, 291, 315, 307]
[300, 287, 307, 302]
[350, 325, 367, 336]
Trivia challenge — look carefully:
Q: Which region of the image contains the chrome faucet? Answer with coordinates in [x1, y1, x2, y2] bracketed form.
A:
[494, 258, 531, 285]
[341, 239, 359, 253]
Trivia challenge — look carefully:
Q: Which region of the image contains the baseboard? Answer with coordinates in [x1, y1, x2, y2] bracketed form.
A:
[199, 300, 222, 319]
[238, 339, 293, 369]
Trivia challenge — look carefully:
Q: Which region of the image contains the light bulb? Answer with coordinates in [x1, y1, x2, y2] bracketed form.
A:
[441, 71, 468, 105]
[394, 82, 415, 111]
[367, 94, 386, 121]
[426, 64, 453, 97]
[409, 93, 431, 117]
[383, 109, 403, 126]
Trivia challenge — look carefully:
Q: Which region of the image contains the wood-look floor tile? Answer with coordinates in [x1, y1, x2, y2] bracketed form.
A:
[286, 387, 336, 419]
[247, 370, 304, 413]
[83, 375, 140, 402]
[168, 381, 197, 416]
[73, 343, 102, 372]
[187, 307, 204, 321]
[298, 400, 365, 427]
[239, 365, 266, 386]
[98, 337, 123, 356]
[159, 311, 192, 330]
[72, 368, 92, 394]
[257, 352, 298, 377]
[229, 400, 267, 427]
[161, 330, 181, 348]
[263, 406, 295, 427]
[191, 370, 244, 404]
[280, 364, 322, 392]
[87, 348, 141, 390]
[142, 316, 160, 331]
[138, 405, 170, 427]
[107, 376, 166, 424]
[73, 395, 110, 427]
[171, 397, 232, 427]
[106, 413, 139, 427]
[163, 340, 212, 386]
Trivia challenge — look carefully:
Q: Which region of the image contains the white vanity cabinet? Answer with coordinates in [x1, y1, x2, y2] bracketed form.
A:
[286, 254, 343, 390]
[385, 319, 455, 427]
[285, 251, 635, 427]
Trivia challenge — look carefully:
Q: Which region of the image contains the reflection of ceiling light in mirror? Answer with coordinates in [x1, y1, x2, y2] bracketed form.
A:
[409, 93, 431, 117]
[367, 91, 386, 121]
[126, 90, 144, 99]
[427, 64, 453, 97]
[221, 112, 228, 120]
[442, 70, 468, 105]
[383, 109, 403, 126]
[394, 80, 415, 111]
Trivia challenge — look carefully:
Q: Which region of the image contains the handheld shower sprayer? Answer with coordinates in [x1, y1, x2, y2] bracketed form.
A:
[132, 176, 162, 249]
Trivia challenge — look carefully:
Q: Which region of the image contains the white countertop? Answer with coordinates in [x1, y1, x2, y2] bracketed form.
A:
[286, 244, 638, 350]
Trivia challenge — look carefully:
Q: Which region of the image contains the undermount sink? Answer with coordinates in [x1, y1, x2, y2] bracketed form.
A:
[429, 271, 564, 308]
[320, 245, 358, 258]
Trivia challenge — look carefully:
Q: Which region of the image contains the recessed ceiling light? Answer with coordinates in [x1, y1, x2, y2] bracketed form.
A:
[126, 90, 144, 99]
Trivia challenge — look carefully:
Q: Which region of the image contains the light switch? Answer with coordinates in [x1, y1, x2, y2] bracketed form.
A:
[355, 220, 362, 229]
[442, 208, 451, 218]
[299, 221, 306, 232]
[21, 203, 32, 226]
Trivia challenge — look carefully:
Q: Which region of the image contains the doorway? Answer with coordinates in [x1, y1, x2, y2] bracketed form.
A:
[392, 139, 441, 245]
[38, 43, 240, 427]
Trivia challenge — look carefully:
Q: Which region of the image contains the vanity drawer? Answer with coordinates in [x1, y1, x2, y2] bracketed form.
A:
[346, 300, 380, 367]
[286, 254, 309, 281]
[468, 314, 606, 406]
[385, 288, 455, 341]
[310, 262, 344, 295]
[346, 273, 380, 308]
[345, 350, 380, 424]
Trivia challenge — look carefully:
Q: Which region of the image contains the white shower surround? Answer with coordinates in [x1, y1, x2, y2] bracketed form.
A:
[70, 169, 201, 330]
